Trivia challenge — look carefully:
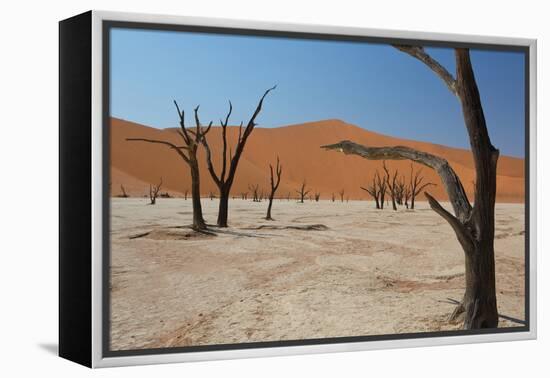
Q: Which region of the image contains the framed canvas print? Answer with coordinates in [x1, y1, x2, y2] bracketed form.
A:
[59, 10, 537, 368]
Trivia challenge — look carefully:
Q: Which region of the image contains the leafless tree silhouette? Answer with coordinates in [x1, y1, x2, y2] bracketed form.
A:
[265, 157, 282, 220]
[201, 86, 276, 227]
[361, 170, 384, 209]
[296, 181, 311, 203]
[119, 184, 129, 198]
[249, 184, 260, 202]
[149, 177, 162, 205]
[127, 102, 212, 230]
[382, 162, 398, 211]
[409, 162, 436, 209]
[338, 189, 345, 203]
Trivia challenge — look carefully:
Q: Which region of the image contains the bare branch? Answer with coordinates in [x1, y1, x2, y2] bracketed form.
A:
[173, 100, 190, 144]
[424, 192, 475, 253]
[394, 45, 458, 95]
[126, 138, 190, 163]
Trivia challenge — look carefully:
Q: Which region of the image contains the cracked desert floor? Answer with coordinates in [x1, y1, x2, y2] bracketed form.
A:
[109, 198, 525, 351]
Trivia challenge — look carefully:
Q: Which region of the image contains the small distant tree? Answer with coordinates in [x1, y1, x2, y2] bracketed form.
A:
[184, 189, 189, 200]
[383, 161, 398, 211]
[376, 171, 387, 210]
[265, 157, 282, 220]
[119, 184, 129, 198]
[361, 170, 382, 209]
[338, 189, 345, 203]
[395, 176, 406, 206]
[209, 192, 216, 201]
[241, 191, 248, 200]
[249, 184, 260, 202]
[314, 192, 321, 202]
[409, 162, 436, 209]
[331, 193, 335, 202]
[296, 181, 311, 203]
[149, 177, 162, 205]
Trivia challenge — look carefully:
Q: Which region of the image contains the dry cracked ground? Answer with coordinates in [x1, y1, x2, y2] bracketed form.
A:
[109, 198, 525, 351]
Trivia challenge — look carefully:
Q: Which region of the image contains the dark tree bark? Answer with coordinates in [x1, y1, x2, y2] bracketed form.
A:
[383, 162, 398, 211]
[296, 181, 310, 203]
[149, 177, 162, 205]
[376, 171, 387, 210]
[322, 47, 499, 329]
[314, 192, 321, 202]
[410, 162, 435, 209]
[265, 157, 282, 220]
[202, 86, 276, 227]
[127, 102, 212, 230]
[403, 183, 411, 209]
[184, 189, 188, 201]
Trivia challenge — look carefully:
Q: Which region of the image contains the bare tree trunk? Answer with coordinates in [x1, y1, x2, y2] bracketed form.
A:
[266, 157, 282, 220]
[217, 188, 229, 227]
[188, 161, 206, 230]
[322, 47, 499, 329]
[383, 162, 398, 211]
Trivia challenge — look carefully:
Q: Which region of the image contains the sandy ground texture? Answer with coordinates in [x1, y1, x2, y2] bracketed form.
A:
[110, 198, 526, 351]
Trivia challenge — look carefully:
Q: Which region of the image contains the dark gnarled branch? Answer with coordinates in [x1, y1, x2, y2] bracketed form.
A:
[394, 45, 458, 95]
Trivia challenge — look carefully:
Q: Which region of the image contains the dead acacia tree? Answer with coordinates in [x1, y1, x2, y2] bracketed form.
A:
[376, 171, 387, 210]
[119, 185, 129, 198]
[361, 171, 381, 209]
[127, 103, 212, 230]
[184, 189, 188, 201]
[296, 181, 311, 203]
[322, 46, 499, 329]
[338, 189, 345, 203]
[383, 162, 399, 211]
[241, 191, 248, 200]
[249, 184, 260, 202]
[331, 193, 335, 202]
[201, 86, 276, 227]
[209, 192, 215, 201]
[149, 177, 162, 205]
[410, 162, 436, 209]
[265, 156, 282, 220]
[314, 192, 321, 202]
[395, 175, 406, 206]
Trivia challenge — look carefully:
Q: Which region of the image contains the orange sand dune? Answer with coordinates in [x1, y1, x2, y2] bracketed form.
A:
[110, 118, 525, 203]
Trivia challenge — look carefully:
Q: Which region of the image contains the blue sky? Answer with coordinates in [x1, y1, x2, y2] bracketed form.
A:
[110, 28, 526, 157]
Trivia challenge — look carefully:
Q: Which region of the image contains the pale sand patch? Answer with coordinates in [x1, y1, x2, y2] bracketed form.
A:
[110, 199, 525, 351]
